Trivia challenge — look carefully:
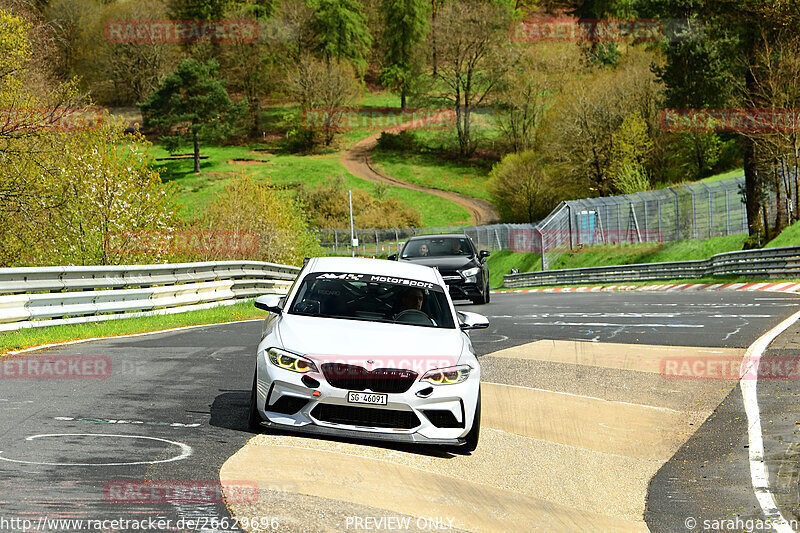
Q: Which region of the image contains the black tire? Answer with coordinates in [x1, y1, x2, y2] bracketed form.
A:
[485, 281, 491, 304]
[247, 370, 263, 432]
[461, 388, 481, 453]
[471, 281, 490, 305]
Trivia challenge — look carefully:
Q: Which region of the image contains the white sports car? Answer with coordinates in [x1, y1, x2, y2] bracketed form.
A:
[248, 256, 488, 451]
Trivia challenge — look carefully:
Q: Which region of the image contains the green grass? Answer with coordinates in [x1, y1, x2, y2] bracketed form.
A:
[486, 251, 542, 288]
[550, 235, 748, 270]
[151, 145, 471, 226]
[490, 235, 750, 287]
[496, 275, 800, 292]
[370, 111, 500, 202]
[372, 149, 493, 201]
[766, 220, 800, 248]
[700, 168, 744, 183]
[0, 300, 268, 355]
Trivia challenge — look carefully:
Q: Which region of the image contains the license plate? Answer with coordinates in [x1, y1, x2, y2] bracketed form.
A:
[347, 391, 388, 405]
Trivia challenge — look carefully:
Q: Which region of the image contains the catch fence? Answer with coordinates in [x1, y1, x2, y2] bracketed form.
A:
[312, 176, 749, 269]
[311, 224, 537, 256]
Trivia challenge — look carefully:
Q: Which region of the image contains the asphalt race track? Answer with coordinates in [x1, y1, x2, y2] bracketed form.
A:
[2, 291, 800, 532]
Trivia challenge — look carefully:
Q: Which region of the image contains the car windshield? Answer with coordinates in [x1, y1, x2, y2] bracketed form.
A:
[402, 238, 473, 258]
[288, 272, 456, 329]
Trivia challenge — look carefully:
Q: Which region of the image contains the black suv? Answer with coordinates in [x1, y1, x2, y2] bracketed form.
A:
[389, 234, 491, 305]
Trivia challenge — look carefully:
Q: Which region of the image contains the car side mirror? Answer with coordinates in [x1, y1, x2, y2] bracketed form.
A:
[255, 294, 284, 314]
[387, 254, 398, 261]
[479, 250, 491, 259]
[458, 311, 490, 330]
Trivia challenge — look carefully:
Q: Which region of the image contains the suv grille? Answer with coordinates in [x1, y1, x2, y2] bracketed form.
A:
[321, 363, 417, 394]
[311, 404, 420, 429]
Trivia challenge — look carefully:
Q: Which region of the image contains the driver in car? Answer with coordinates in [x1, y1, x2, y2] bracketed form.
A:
[397, 287, 424, 311]
[391, 287, 437, 326]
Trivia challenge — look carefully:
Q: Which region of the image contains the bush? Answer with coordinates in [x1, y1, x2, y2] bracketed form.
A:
[376, 131, 417, 151]
[298, 176, 421, 229]
[199, 173, 321, 265]
[490, 150, 573, 223]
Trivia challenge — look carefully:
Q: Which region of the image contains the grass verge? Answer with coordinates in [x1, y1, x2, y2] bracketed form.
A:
[0, 300, 268, 355]
[495, 276, 800, 292]
[766, 220, 800, 248]
[486, 251, 542, 288]
[151, 145, 470, 226]
[489, 235, 750, 287]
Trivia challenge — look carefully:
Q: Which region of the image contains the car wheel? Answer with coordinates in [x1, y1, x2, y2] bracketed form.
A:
[247, 370, 263, 432]
[471, 282, 489, 305]
[485, 281, 491, 304]
[461, 388, 481, 453]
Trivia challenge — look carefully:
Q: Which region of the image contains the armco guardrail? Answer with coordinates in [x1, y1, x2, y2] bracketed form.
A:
[503, 246, 800, 288]
[0, 261, 301, 332]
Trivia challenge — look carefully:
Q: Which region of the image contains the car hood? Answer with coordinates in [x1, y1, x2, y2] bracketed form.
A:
[400, 256, 476, 271]
[276, 315, 465, 371]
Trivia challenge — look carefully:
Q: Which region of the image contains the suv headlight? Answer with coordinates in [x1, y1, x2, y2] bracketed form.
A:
[461, 267, 480, 281]
[422, 365, 472, 385]
[268, 348, 318, 373]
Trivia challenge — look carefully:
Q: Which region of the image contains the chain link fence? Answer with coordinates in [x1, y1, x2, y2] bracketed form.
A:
[312, 176, 749, 269]
[525, 176, 748, 269]
[311, 223, 538, 256]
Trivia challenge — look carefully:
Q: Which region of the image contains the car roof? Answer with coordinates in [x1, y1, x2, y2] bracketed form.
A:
[308, 256, 442, 284]
[406, 234, 471, 241]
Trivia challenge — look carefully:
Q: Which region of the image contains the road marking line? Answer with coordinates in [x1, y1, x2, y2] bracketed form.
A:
[740, 309, 800, 533]
[0, 433, 192, 466]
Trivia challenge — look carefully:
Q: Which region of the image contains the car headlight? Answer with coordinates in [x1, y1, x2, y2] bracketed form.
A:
[422, 365, 472, 385]
[267, 348, 318, 373]
[461, 267, 480, 279]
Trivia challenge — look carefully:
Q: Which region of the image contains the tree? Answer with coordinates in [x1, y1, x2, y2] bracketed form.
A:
[218, 1, 277, 136]
[490, 150, 569, 223]
[286, 56, 361, 146]
[379, 0, 429, 109]
[202, 173, 320, 265]
[432, 0, 514, 157]
[43, 116, 179, 266]
[307, 0, 372, 74]
[495, 43, 579, 153]
[640, 0, 800, 246]
[44, 0, 102, 81]
[168, 0, 232, 21]
[90, 0, 178, 105]
[0, 7, 179, 267]
[139, 59, 245, 173]
[540, 48, 662, 196]
[606, 111, 653, 193]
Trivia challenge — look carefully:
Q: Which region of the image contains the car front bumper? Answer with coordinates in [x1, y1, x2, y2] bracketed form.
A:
[254, 351, 480, 446]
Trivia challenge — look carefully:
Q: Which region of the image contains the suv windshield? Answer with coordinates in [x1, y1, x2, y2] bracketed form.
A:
[288, 272, 456, 329]
[402, 237, 473, 258]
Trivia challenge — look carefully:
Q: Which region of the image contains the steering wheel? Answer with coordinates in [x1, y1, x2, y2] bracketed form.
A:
[393, 309, 435, 326]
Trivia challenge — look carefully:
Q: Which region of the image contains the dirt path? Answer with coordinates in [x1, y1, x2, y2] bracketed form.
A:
[340, 113, 499, 226]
